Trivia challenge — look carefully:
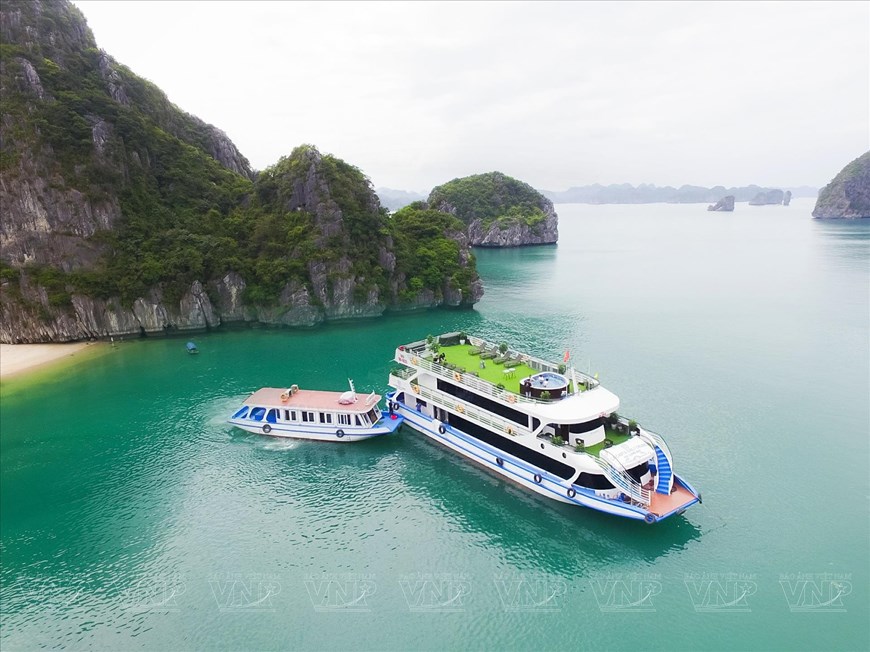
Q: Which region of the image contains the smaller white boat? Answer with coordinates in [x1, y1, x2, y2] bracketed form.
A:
[228, 380, 403, 442]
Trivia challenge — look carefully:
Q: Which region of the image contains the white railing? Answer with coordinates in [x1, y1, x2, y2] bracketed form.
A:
[637, 427, 672, 465]
[407, 382, 531, 438]
[592, 457, 651, 506]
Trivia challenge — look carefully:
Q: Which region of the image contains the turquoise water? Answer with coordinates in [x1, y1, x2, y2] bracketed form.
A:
[2, 198, 868, 650]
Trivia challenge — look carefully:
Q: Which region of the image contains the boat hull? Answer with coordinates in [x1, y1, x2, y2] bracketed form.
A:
[228, 415, 403, 442]
[387, 393, 671, 521]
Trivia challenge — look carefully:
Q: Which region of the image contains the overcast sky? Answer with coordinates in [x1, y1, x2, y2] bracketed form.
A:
[73, 1, 868, 192]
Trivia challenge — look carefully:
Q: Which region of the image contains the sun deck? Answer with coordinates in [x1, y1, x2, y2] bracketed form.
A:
[420, 341, 596, 396]
[244, 388, 380, 412]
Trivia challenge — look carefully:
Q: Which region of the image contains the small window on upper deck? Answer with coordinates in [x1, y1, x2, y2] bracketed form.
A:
[249, 407, 266, 421]
[266, 409, 278, 424]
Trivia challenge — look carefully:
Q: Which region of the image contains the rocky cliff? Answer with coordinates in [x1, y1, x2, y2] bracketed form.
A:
[707, 195, 735, 212]
[427, 172, 558, 247]
[812, 151, 870, 219]
[0, 0, 481, 342]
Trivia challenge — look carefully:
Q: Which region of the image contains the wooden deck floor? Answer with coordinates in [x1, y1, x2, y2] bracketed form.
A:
[650, 483, 698, 516]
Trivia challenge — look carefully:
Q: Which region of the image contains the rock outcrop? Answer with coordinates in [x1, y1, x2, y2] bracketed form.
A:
[749, 189, 785, 205]
[0, 0, 482, 342]
[707, 195, 735, 212]
[428, 172, 558, 247]
[812, 151, 870, 219]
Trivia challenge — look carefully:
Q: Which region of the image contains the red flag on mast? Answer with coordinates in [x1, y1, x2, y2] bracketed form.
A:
[563, 350, 570, 363]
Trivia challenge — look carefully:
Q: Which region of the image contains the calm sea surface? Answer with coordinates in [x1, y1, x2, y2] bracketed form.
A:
[1, 198, 868, 650]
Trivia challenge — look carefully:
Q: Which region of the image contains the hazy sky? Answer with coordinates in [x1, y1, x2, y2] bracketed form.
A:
[73, 1, 868, 192]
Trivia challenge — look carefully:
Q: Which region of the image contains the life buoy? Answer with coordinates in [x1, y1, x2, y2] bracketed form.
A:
[644, 513, 656, 524]
[336, 429, 345, 438]
[411, 357, 419, 365]
[505, 426, 514, 435]
[567, 488, 576, 498]
[438, 424, 446, 435]
[507, 395, 517, 404]
[496, 457, 504, 466]
[453, 371, 462, 382]
[262, 424, 272, 434]
[533, 474, 542, 484]
[455, 404, 465, 414]
[412, 384, 421, 394]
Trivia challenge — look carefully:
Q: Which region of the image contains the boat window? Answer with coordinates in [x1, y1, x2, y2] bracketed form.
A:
[302, 412, 309, 423]
[290, 410, 296, 421]
[338, 414, 351, 426]
[437, 379, 527, 426]
[319, 412, 332, 424]
[575, 473, 615, 490]
[447, 413, 575, 480]
[366, 408, 378, 423]
[266, 409, 278, 423]
[355, 415, 362, 426]
[249, 407, 266, 421]
[233, 406, 249, 419]
[626, 461, 649, 482]
[569, 417, 604, 434]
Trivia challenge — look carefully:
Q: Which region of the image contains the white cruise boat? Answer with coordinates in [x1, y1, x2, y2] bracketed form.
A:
[229, 381, 403, 442]
[387, 333, 701, 523]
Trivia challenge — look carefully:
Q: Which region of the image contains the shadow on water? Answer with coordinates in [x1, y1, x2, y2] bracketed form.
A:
[393, 427, 701, 574]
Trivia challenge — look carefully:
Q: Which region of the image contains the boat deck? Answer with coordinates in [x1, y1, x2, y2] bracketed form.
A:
[649, 483, 698, 516]
[436, 343, 580, 395]
[244, 387, 380, 412]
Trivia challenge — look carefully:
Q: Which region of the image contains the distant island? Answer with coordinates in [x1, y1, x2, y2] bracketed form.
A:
[375, 187, 427, 211]
[541, 184, 817, 205]
[812, 151, 870, 219]
[378, 183, 819, 211]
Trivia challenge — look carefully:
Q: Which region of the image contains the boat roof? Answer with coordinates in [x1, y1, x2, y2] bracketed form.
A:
[243, 388, 380, 412]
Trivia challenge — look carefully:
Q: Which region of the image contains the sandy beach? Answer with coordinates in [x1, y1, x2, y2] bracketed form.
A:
[0, 342, 96, 379]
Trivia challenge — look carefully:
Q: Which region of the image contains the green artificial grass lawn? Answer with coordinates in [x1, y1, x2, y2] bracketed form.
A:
[437, 343, 539, 393]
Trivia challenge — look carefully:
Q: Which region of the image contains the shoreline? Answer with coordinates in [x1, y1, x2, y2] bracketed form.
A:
[0, 342, 99, 380]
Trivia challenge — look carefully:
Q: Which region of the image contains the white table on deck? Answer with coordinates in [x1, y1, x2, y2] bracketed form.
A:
[502, 368, 516, 379]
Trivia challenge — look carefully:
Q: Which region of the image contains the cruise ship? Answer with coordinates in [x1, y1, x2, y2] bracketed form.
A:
[386, 333, 701, 523]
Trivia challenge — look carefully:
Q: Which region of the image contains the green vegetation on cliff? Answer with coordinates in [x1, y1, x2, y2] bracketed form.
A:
[0, 0, 480, 339]
[390, 204, 477, 303]
[427, 172, 548, 228]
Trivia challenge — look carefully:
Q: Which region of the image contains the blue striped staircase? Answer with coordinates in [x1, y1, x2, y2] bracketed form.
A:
[654, 445, 673, 494]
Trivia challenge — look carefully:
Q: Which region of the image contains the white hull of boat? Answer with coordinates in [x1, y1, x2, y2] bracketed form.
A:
[391, 398, 652, 521]
[228, 418, 402, 442]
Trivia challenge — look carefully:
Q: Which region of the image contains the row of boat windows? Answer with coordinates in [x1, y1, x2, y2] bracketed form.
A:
[434, 379, 601, 434]
[233, 406, 379, 427]
[433, 404, 647, 491]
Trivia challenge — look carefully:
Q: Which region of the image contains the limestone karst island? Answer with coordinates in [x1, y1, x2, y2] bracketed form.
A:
[0, 0, 556, 344]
